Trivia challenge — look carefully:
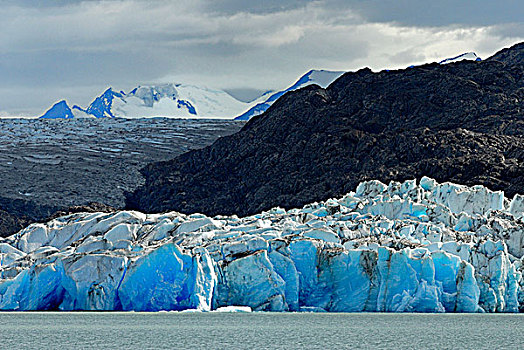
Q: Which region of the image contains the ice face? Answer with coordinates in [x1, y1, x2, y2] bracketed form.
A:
[0, 177, 523, 312]
[118, 243, 216, 311]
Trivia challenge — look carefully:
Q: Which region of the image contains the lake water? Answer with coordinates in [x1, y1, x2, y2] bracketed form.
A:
[0, 312, 522, 349]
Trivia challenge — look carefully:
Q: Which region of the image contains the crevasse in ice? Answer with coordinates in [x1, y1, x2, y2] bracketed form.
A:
[1, 177, 523, 312]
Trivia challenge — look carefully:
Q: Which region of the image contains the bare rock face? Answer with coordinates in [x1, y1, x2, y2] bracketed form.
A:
[0, 209, 32, 238]
[0, 197, 57, 238]
[47, 202, 117, 220]
[127, 42, 524, 217]
[0, 197, 115, 237]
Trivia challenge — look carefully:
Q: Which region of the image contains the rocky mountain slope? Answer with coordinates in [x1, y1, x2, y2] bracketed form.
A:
[1, 179, 523, 312]
[127, 42, 524, 217]
[438, 52, 481, 64]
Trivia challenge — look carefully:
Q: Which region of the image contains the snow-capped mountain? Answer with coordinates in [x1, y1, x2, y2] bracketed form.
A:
[85, 84, 256, 119]
[40, 83, 261, 119]
[38, 71, 344, 120]
[39, 100, 75, 119]
[439, 52, 481, 64]
[233, 52, 482, 121]
[234, 69, 344, 120]
[232, 52, 481, 121]
[39, 52, 482, 120]
[85, 88, 126, 118]
[39, 100, 94, 119]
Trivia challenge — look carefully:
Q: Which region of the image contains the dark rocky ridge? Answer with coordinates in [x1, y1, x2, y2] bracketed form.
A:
[0, 199, 116, 237]
[127, 42, 524, 217]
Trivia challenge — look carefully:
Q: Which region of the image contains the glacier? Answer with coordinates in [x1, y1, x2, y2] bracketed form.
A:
[1, 177, 523, 312]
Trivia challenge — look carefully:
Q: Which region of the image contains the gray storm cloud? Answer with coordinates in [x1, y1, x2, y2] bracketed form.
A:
[0, 0, 522, 116]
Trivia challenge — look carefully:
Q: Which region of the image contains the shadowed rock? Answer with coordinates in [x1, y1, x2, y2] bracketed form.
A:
[127, 42, 524, 217]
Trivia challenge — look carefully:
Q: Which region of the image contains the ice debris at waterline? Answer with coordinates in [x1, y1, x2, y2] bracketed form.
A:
[1, 177, 524, 312]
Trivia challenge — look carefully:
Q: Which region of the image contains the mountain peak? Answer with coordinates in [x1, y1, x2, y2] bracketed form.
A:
[39, 100, 74, 119]
[101, 87, 125, 98]
[234, 69, 345, 120]
[85, 87, 125, 118]
[439, 52, 481, 64]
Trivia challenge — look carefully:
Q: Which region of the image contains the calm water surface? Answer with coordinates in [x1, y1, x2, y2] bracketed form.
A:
[0, 312, 522, 349]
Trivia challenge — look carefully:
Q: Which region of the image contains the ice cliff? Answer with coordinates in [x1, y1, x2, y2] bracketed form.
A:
[1, 178, 523, 312]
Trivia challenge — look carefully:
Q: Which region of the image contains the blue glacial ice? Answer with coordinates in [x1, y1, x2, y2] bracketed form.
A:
[1, 177, 523, 312]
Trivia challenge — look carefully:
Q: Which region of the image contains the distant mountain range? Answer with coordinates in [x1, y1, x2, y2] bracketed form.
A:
[39, 70, 345, 120]
[39, 52, 481, 120]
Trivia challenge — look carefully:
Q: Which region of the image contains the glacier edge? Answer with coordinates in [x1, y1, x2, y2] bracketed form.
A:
[0, 177, 523, 312]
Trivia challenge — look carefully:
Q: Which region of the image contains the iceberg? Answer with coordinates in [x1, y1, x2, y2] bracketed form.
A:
[214, 306, 252, 313]
[0, 177, 523, 312]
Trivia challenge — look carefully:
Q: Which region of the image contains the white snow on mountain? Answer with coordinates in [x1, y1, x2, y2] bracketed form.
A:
[37, 70, 344, 120]
[71, 105, 94, 118]
[0, 178, 523, 312]
[234, 69, 344, 120]
[82, 71, 344, 121]
[111, 84, 253, 119]
[39, 100, 75, 119]
[38, 52, 481, 120]
[439, 52, 481, 64]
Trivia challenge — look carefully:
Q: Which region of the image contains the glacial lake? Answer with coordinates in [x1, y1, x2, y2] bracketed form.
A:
[0, 312, 522, 349]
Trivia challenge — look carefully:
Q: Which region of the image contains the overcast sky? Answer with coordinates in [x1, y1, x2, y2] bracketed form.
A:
[1, 0, 523, 116]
